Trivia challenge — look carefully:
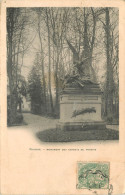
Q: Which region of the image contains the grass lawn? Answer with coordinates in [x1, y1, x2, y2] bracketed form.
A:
[36, 128, 119, 142]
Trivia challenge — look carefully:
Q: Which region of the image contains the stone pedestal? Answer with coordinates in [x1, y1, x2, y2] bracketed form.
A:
[57, 84, 106, 130]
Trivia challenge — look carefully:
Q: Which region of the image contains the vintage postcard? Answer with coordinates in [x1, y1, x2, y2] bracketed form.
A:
[0, 0, 125, 194]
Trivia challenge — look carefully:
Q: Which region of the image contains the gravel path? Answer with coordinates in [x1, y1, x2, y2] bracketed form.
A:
[8, 113, 59, 132]
[22, 113, 119, 131]
[23, 113, 119, 132]
[7, 113, 119, 145]
[23, 113, 59, 132]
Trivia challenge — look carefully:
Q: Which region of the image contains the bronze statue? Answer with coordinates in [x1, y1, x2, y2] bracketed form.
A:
[64, 39, 97, 88]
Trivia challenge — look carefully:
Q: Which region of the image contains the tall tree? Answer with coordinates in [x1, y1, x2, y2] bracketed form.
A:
[45, 8, 54, 113]
[7, 8, 33, 124]
[7, 8, 21, 124]
[104, 8, 116, 118]
[47, 8, 69, 113]
[36, 9, 47, 113]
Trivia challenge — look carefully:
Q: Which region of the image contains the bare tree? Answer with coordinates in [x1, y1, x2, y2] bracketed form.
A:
[7, 8, 27, 124]
[44, 8, 54, 113]
[7, 8, 34, 124]
[65, 8, 98, 82]
[47, 8, 69, 114]
[36, 9, 47, 113]
[103, 8, 119, 119]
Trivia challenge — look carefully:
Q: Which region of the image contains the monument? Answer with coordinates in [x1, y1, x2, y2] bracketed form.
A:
[57, 59, 106, 131]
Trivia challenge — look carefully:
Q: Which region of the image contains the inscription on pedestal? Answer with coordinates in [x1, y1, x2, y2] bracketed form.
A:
[84, 96, 98, 100]
[68, 96, 98, 101]
[59, 86, 103, 123]
[69, 96, 82, 101]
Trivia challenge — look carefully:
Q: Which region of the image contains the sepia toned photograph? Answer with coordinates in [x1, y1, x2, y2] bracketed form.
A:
[1, 1, 125, 195]
[7, 7, 119, 143]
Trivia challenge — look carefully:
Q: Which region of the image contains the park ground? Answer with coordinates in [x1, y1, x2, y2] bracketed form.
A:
[7, 113, 119, 146]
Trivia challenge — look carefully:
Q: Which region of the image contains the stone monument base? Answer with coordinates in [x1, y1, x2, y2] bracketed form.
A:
[57, 84, 106, 131]
[56, 121, 106, 131]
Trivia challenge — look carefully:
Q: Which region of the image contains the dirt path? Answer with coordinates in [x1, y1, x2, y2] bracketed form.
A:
[23, 113, 59, 133]
[7, 113, 119, 146]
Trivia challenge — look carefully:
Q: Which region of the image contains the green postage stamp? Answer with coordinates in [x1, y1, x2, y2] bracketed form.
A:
[77, 162, 110, 189]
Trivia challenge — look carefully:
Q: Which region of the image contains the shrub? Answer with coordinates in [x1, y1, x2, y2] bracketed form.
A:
[16, 113, 23, 124]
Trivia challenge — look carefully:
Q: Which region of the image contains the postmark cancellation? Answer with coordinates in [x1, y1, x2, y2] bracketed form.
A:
[77, 162, 110, 190]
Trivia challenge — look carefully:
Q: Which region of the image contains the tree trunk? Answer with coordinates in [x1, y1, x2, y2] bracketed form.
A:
[83, 8, 97, 83]
[8, 37, 17, 124]
[55, 47, 60, 115]
[37, 13, 47, 113]
[46, 8, 54, 114]
[105, 8, 114, 117]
